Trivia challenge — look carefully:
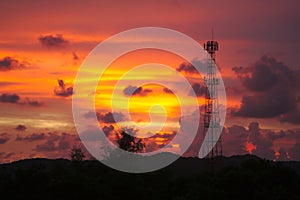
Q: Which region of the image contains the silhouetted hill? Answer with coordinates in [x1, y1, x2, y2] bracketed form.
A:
[0, 155, 299, 199]
[170, 154, 300, 176]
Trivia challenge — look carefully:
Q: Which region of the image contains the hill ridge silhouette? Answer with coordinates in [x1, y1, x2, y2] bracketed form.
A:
[1, 154, 300, 199]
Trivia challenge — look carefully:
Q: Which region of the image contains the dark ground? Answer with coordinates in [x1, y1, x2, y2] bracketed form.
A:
[0, 155, 299, 200]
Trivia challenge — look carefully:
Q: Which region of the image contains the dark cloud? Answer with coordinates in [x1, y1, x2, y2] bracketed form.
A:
[176, 60, 206, 75]
[15, 124, 26, 131]
[0, 93, 20, 103]
[79, 129, 101, 142]
[97, 112, 125, 124]
[16, 133, 45, 142]
[176, 62, 197, 74]
[0, 93, 43, 107]
[34, 132, 80, 152]
[2, 131, 87, 162]
[246, 122, 274, 159]
[222, 122, 300, 160]
[0, 133, 9, 144]
[289, 142, 300, 161]
[123, 85, 152, 96]
[233, 56, 291, 92]
[84, 111, 125, 123]
[189, 83, 206, 97]
[142, 131, 177, 153]
[233, 56, 300, 122]
[232, 65, 277, 92]
[278, 109, 300, 124]
[183, 120, 300, 160]
[141, 131, 177, 151]
[225, 85, 243, 95]
[103, 125, 114, 136]
[235, 88, 294, 118]
[54, 79, 73, 97]
[84, 110, 97, 118]
[24, 99, 43, 107]
[72, 52, 79, 60]
[38, 34, 68, 48]
[222, 125, 248, 156]
[0, 56, 27, 71]
[123, 85, 138, 96]
[228, 125, 247, 133]
[162, 87, 173, 94]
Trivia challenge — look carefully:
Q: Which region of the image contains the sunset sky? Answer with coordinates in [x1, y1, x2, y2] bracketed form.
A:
[1, 0, 300, 163]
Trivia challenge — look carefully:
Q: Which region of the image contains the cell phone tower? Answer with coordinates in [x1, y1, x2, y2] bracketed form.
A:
[203, 30, 222, 159]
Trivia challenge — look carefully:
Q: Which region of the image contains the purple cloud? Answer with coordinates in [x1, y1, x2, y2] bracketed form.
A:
[38, 34, 68, 48]
[54, 79, 73, 97]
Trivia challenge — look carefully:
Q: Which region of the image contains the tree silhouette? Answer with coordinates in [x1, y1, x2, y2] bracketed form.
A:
[70, 146, 85, 161]
[116, 128, 145, 153]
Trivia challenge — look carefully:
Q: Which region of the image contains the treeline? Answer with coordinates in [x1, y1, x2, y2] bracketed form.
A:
[0, 157, 299, 200]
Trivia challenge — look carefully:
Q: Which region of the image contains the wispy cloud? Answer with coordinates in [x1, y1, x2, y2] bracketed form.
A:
[0, 93, 43, 107]
[0, 56, 28, 71]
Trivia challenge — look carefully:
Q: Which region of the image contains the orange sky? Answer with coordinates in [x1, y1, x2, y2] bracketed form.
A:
[1, 0, 300, 162]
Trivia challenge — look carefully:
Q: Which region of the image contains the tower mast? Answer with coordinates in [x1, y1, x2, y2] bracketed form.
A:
[203, 32, 222, 159]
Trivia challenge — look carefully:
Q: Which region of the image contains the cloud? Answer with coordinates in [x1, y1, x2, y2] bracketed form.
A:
[176, 60, 206, 75]
[0, 93, 43, 107]
[72, 52, 79, 60]
[176, 62, 197, 74]
[278, 109, 300, 124]
[182, 118, 300, 161]
[79, 126, 114, 143]
[83, 111, 97, 118]
[135, 131, 178, 153]
[16, 133, 45, 142]
[162, 87, 173, 94]
[189, 83, 206, 97]
[232, 56, 290, 92]
[289, 142, 300, 161]
[2, 131, 86, 162]
[102, 125, 115, 136]
[24, 99, 43, 107]
[15, 124, 27, 131]
[0, 152, 15, 162]
[222, 122, 300, 160]
[98, 112, 125, 124]
[246, 122, 274, 159]
[123, 85, 152, 96]
[79, 129, 101, 142]
[222, 125, 248, 156]
[54, 79, 73, 97]
[233, 56, 300, 122]
[0, 133, 9, 144]
[0, 56, 27, 71]
[34, 132, 80, 152]
[235, 88, 294, 118]
[0, 93, 20, 103]
[30, 132, 90, 160]
[38, 34, 68, 48]
[84, 111, 125, 124]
